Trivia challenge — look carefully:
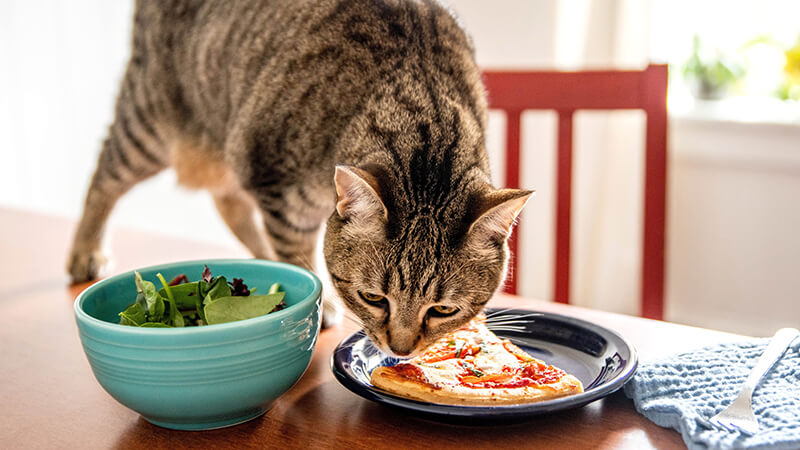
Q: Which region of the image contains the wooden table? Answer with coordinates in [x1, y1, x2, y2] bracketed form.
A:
[0, 207, 745, 449]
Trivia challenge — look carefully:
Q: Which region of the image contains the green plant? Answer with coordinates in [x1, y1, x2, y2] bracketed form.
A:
[681, 35, 745, 100]
[778, 36, 800, 100]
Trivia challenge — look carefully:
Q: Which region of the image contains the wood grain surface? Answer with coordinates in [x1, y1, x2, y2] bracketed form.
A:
[0, 208, 744, 449]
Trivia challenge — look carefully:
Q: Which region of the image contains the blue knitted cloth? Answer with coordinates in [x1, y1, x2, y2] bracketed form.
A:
[624, 337, 800, 450]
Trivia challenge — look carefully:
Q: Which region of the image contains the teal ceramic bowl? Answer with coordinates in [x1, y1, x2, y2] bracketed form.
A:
[74, 259, 322, 430]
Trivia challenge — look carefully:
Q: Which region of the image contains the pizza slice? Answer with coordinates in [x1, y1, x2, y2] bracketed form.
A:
[370, 315, 583, 405]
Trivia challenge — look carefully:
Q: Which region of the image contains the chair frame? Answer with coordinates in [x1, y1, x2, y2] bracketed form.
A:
[482, 64, 668, 320]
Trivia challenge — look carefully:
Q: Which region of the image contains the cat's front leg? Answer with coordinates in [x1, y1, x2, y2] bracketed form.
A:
[68, 128, 166, 282]
[261, 219, 343, 329]
[211, 187, 273, 260]
[257, 192, 342, 328]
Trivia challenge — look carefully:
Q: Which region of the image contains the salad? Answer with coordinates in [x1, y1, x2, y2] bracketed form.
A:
[118, 265, 287, 327]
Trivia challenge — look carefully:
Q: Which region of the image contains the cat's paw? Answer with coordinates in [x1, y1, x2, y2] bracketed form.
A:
[321, 294, 343, 329]
[67, 247, 109, 283]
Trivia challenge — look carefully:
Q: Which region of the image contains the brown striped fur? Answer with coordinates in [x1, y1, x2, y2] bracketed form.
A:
[68, 0, 531, 352]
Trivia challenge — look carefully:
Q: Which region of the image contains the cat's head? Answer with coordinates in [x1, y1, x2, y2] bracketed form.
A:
[324, 165, 532, 357]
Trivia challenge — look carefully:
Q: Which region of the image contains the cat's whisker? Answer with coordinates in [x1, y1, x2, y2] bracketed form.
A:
[366, 238, 385, 273]
[485, 321, 532, 329]
[486, 325, 528, 332]
[439, 261, 472, 287]
[485, 324, 528, 331]
[485, 311, 542, 320]
[484, 318, 526, 324]
[484, 312, 519, 321]
[341, 311, 365, 328]
[484, 322, 530, 329]
[486, 323, 527, 329]
[452, 289, 494, 296]
[342, 316, 366, 330]
[484, 307, 514, 318]
[485, 312, 542, 323]
[440, 264, 462, 284]
[343, 310, 360, 320]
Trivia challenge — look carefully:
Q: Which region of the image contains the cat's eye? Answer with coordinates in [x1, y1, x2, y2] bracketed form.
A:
[358, 291, 386, 303]
[428, 304, 460, 317]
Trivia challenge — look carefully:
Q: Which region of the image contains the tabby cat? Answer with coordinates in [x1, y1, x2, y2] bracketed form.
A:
[68, 0, 532, 357]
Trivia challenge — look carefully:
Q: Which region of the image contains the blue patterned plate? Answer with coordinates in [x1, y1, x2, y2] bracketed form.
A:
[331, 308, 637, 420]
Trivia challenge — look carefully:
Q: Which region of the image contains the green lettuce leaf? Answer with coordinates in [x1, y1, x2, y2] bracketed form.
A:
[119, 303, 146, 326]
[204, 292, 285, 325]
[157, 273, 184, 327]
[140, 322, 172, 328]
[134, 271, 165, 322]
[158, 281, 200, 309]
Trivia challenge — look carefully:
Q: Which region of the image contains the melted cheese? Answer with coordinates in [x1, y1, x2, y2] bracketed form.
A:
[407, 319, 532, 388]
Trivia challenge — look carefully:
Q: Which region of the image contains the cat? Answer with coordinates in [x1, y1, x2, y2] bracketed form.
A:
[67, 0, 532, 357]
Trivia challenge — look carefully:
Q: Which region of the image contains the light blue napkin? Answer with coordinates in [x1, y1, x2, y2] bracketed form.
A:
[624, 337, 800, 450]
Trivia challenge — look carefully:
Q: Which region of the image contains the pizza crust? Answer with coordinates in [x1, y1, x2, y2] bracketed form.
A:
[371, 367, 583, 406]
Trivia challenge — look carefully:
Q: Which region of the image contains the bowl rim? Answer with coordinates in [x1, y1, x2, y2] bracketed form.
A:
[74, 258, 322, 335]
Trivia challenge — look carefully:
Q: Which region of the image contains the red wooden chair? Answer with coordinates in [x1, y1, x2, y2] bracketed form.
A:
[482, 64, 668, 320]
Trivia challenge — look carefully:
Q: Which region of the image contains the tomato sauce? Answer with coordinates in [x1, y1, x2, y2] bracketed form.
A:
[456, 362, 565, 389]
[392, 363, 426, 380]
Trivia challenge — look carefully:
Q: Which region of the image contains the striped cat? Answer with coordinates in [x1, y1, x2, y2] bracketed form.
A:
[68, 0, 531, 356]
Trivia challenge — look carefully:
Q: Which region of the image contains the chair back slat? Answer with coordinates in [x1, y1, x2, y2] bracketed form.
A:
[555, 110, 574, 304]
[641, 65, 669, 319]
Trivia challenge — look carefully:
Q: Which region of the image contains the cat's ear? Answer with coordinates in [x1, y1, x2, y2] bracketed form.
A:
[466, 189, 534, 249]
[334, 165, 388, 228]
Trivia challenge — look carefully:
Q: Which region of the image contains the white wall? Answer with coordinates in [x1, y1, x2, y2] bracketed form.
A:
[0, 0, 131, 214]
[667, 113, 800, 336]
[0, 0, 242, 250]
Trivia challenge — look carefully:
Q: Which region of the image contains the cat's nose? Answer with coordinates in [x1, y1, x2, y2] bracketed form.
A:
[387, 338, 415, 356]
[390, 347, 412, 357]
[386, 323, 418, 356]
